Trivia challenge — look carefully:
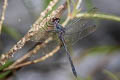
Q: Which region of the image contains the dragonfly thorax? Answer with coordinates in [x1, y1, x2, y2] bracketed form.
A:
[52, 17, 60, 23]
[52, 17, 65, 35]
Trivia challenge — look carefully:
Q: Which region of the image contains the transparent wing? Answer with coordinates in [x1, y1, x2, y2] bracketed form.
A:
[64, 18, 88, 34]
[30, 7, 97, 42]
[64, 18, 97, 45]
[30, 31, 48, 42]
[64, 7, 97, 35]
[30, 23, 54, 42]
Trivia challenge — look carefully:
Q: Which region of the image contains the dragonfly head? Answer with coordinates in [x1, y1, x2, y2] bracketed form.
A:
[52, 17, 60, 23]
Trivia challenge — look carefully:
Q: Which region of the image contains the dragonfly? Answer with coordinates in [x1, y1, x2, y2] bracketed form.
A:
[30, 17, 97, 78]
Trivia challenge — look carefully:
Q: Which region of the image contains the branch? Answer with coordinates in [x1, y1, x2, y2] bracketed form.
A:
[6, 37, 53, 69]
[0, 0, 63, 65]
[3, 0, 82, 70]
[76, 13, 120, 22]
[4, 2, 67, 70]
[4, 45, 61, 70]
[0, 0, 8, 34]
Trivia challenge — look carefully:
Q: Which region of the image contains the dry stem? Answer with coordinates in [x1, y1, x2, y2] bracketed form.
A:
[7, 37, 53, 69]
[4, 2, 67, 70]
[4, 45, 61, 70]
[2, 0, 82, 71]
[0, 0, 8, 34]
[0, 0, 63, 65]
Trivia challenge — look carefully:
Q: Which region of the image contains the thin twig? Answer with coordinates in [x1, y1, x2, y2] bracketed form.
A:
[7, 37, 53, 69]
[4, 45, 61, 70]
[62, 0, 71, 26]
[4, 1, 80, 69]
[0, 0, 8, 34]
[76, 0, 82, 10]
[76, 13, 120, 22]
[3, 0, 82, 71]
[34, 0, 59, 24]
[63, 0, 82, 26]
[4, 2, 67, 70]
[0, 1, 64, 65]
[4, 2, 67, 69]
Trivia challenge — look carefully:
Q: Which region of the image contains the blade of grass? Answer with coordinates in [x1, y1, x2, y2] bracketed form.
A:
[85, 0, 94, 11]
[103, 69, 119, 80]
[43, 0, 52, 9]
[2, 26, 21, 40]
[0, 70, 11, 79]
[0, 60, 13, 71]
[86, 45, 120, 56]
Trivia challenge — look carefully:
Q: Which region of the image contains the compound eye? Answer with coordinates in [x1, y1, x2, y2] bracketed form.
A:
[52, 17, 60, 23]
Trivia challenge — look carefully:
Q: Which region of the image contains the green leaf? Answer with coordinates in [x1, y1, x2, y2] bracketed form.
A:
[76, 76, 92, 80]
[86, 45, 120, 56]
[0, 60, 13, 71]
[43, 0, 52, 9]
[85, 76, 92, 80]
[85, 0, 94, 11]
[0, 70, 11, 79]
[2, 25, 21, 40]
[103, 69, 119, 80]
[0, 60, 13, 79]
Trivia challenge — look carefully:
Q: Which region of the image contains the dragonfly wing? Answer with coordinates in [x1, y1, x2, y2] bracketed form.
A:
[64, 18, 97, 45]
[30, 30, 49, 42]
[64, 18, 88, 34]
[30, 23, 54, 42]
[72, 25, 97, 45]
